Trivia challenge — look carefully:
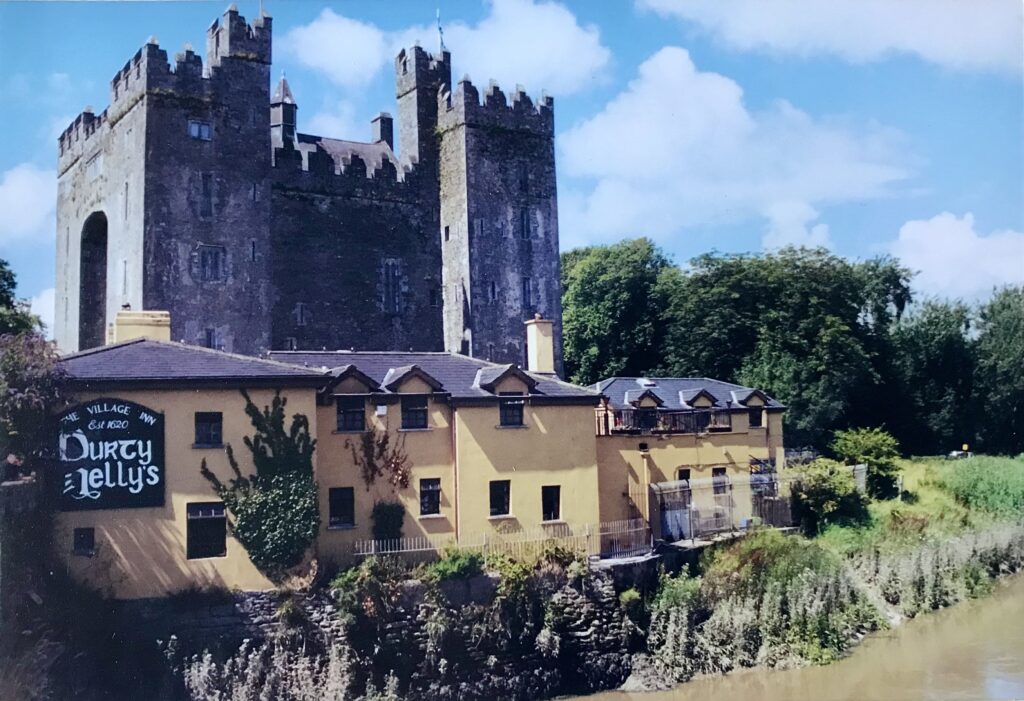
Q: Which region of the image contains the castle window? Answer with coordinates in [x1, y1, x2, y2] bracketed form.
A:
[381, 259, 402, 315]
[520, 209, 530, 239]
[188, 120, 212, 141]
[474, 218, 485, 237]
[200, 173, 213, 217]
[251, 183, 259, 202]
[429, 287, 440, 308]
[522, 277, 532, 308]
[293, 302, 309, 327]
[85, 152, 102, 181]
[203, 328, 217, 349]
[444, 225, 450, 242]
[197, 245, 225, 281]
[123, 182, 129, 220]
[488, 280, 497, 302]
[487, 343, 495, 360]
[250, 239, 257, 262]
[284, 337, 298, 351]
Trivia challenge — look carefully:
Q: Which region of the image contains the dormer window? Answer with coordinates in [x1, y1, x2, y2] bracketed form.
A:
[188, 120, 212, 140]
[749, 408, 763, 428]
[401, 395, 429, 429]
[499, 392, 525, 427]
[336, 396, 366, 432]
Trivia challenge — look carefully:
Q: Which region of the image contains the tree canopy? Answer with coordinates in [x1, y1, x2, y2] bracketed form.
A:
[560, 240, 1022, 454]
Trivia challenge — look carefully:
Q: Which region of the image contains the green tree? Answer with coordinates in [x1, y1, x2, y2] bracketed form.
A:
[789, 458, 869, 536]
[974, 286, 1024, 454]
[831, 427, 901, 499]
[0, 332, 68, 474]
[0, 259, 40, 337]
[201, 390, 319, 574]
[561, 238, 683, 385]
[890, 301, 975, 454]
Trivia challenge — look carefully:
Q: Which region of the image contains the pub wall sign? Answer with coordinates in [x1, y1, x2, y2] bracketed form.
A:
[57, 399, 166, 511]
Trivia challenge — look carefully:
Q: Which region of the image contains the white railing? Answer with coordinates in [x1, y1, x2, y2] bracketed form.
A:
[352, 518, 652, 562]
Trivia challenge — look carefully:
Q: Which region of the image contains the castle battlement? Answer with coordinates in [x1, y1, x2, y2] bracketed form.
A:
[395, 45, 451, 99]
[271, 142, 422, 198]
[438, 77, 554, 136]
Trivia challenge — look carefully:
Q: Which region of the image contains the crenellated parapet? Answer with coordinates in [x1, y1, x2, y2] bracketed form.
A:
[270, 138, 425, 200]
[58, 7, 271, 175]
[438, 77, 554, 136]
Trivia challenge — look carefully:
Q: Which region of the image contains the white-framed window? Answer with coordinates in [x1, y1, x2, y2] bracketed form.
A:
[188, 120, 212, 141]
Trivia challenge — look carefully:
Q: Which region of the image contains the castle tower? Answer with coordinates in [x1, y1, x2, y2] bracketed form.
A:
[437, 78, 564, 373]
[270, 74, 296, 143]
[395, 46, 451, 170]
[55, 6, 274, 353]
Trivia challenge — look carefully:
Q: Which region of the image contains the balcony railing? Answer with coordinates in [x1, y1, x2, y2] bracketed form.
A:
[597, 408, 733, 435]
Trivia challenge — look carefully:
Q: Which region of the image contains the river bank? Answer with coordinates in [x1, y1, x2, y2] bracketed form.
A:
[581, 572, 1024, 701]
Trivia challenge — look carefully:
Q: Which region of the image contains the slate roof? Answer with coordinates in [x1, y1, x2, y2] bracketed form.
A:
[296, 133, 401, 175]
[592, 377, 785, 411]
[60, 339, 328, 386]
[270, 351, 599, 403]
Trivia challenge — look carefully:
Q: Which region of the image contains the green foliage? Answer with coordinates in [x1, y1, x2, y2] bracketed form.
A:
[0, 332, 68, 471]
[791, 458, 870, 535]
[939, 455, 1024, 518]
[425, 546, 484, 582]
[974, 287, 1024, 455]
[561, 238, 683, 385]
[0, 259, 40, 336]
[832, 427, 901, 498]
[370, 501, 405, 542]
[618, 587, 644, 621]
[891, 301, 976, 454]
[330, 557, 408, 624]
[201, 390, 319, 574]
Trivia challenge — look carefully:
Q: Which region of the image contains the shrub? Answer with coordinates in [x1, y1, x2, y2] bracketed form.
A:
[426, 546, 484, 582]
[619, 587, 643, 621]
[832, 427, 902, 499]
[370, 501, 405, 542]
[791, 458, 870, 536]
[201, 390, 319, 575]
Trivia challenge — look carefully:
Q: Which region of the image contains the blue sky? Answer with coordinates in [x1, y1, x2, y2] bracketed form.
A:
[1, 0, 1021, 332]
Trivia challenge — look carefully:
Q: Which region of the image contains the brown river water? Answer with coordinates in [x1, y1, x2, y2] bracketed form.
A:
[577, 574, 1024, 701]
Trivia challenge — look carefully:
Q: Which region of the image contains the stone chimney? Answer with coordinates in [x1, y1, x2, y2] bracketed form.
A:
[372, 112, 394, 149]
[525, 313, 555, 374]
[107, 310, 172, 344]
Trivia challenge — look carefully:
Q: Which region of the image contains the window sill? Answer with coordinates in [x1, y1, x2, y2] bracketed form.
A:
[488, 514, 515, 521]
[417, 513, 445, 520]
[399, 427, 432, 433]
[496, 424, 528, 429]
[540, 519, 566, 526]
[187, 553, 227, 561]
[192, 443, 224, 450]
[332, 429, 367, 435]
[327, 524, 356, 531]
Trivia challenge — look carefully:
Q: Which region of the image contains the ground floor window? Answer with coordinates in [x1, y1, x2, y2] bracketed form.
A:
[542, 485, 561, 522]
[712, 467, 729, 496]
[329, 487, 355, 528]
[490, 480, 511, 517]
[420, 478, 441, 516]
[186, 502, 226, 559]
[73, 527, 95, 557]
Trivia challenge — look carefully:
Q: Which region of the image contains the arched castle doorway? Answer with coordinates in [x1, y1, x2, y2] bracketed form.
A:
[79, 212, 108, 349]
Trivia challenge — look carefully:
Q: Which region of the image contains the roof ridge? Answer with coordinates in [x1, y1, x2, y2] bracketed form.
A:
[59, 336, 148, 360]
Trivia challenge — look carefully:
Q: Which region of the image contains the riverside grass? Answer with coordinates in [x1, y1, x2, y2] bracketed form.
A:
[636, 455, 1024, 687]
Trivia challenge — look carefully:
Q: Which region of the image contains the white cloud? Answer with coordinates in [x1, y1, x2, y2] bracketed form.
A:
[763, 201, 831, 249]
[281, 0, 610, 95]
[280, 10, 388, 88]
[890, 212, 1024, 299]
[639, 0, 1022, 73]
[30, 287, 55, 338]
[0, 163, 56, 246]
[306, 100, 364, 140]
[558, 47, 909, 249]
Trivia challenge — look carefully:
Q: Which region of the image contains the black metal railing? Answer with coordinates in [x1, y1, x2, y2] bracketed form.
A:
[605, 408, 733, 435]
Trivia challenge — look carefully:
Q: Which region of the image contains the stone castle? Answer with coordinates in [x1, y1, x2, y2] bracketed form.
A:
[55, 6, 563, 371]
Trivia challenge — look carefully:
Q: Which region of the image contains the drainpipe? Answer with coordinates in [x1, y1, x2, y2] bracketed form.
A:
[451, 404, 460, 542]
